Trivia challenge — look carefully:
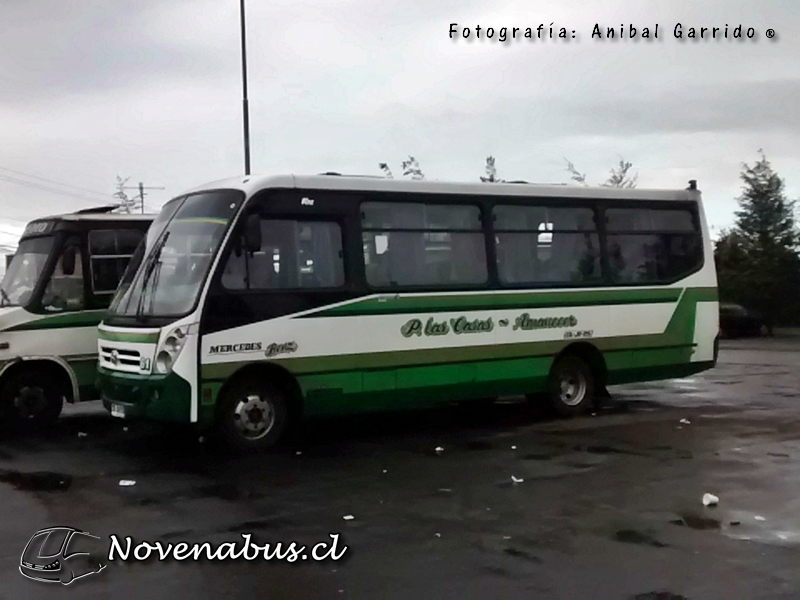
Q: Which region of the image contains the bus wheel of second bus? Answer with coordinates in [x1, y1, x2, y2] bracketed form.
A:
[216, 376, 290, 452]
[546, 354, 596, 417]
[0, 366, 65, 429]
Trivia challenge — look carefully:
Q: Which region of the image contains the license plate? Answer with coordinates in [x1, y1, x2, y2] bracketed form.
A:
[111, 404, 125, 418]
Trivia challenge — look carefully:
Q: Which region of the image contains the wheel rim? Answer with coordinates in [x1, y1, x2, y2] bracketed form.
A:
[14, 384, 48, 419]
[231, 393, 275, 440]
[557, 368, 587, 407]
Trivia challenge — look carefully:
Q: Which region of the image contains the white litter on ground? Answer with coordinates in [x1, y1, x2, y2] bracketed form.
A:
[78, 432, 87, 438]
[435, 446, 444, 453]
[119, 480, 136, 487]
[680, 418, 691, 425]
[343, 515, 354, 521]
[702, 493, 719, 506]
[511, 446, 517, 450]
[435, 533, 441, 538]
[382, 470, 387, 474]
[511, 476, 524, 484]
[755, 515, 766, 521]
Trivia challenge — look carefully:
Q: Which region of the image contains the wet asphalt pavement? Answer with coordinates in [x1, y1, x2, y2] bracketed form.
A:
[1, 337, 800, 600]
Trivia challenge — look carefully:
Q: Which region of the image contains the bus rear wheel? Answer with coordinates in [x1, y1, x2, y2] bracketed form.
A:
[216, 377, 289, 452]
[0, 367, 64, 430]
[546, 355, 595, 417]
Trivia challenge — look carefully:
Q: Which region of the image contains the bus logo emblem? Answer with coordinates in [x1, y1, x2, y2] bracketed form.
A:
[110, 351, 119, 365]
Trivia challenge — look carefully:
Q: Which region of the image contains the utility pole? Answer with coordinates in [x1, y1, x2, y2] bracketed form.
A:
[119, 181, 165, 213]
[240, 0, 251, 175]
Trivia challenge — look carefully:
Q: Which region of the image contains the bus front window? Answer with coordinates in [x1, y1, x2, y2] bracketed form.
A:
[0, 236, 55, 307]
[108, 190, 244, 320]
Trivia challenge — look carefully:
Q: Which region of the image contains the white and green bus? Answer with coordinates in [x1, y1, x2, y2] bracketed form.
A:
[0, 208, 153, 428]
[96, 174, 719, 451]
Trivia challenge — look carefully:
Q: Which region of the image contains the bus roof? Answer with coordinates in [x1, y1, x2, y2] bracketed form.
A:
[28, 212, 155, 224]
[181, 173, 700, 202]
[19, 210, 155, 240]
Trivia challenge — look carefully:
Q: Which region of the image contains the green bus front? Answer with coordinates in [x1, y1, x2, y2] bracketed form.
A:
[97, 189, 245, 426]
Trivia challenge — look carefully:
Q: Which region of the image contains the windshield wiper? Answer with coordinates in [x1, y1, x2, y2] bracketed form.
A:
[0, 287, 10, 307]
[135, 231, 170, 321]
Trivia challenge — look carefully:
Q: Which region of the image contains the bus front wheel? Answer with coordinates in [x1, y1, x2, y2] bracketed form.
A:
[0, 366, 64, 430]
[216, 377, 289, 452]
[546, 355, 595, 417]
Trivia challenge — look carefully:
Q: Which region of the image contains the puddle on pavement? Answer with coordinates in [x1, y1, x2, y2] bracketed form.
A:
[503, 547, 543, 563]
[130, 482, 262, 506]
[670, 514, 721, 530]
[0, 469, 72, 492]
[522, 452, 555, 461]
[463, 440, 494, 451]
[614, 529, 667, 548]
[575, 445, 641, 456]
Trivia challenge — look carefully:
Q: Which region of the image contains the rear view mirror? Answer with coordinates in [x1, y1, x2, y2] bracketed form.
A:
[62, 246, 77, 276]
[244, 214, 261, 253]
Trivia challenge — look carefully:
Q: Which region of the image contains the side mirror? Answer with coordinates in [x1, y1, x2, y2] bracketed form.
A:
[62, 246, 77, 276]
[244, 214, 261, 253]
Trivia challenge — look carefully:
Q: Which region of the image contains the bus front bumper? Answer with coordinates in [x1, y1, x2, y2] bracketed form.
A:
[97, 366, 192, 423]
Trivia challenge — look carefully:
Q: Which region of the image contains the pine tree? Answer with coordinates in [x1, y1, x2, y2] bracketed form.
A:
[733, 151, 798, 250]
[715, 151, 800, 326]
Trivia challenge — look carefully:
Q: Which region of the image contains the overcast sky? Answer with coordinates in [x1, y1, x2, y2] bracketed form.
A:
[1, 0, 798, 256]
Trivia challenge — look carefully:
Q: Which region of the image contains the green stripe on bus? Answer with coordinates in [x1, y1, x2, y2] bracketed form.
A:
[299, 287, 705, 318]
[98, 330, 160, 344]
[200, 286, 714, 381]
[5, 310, 106, 332]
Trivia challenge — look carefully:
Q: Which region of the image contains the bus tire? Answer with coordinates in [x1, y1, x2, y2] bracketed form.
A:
[546, 354, 595, 417]
[216, 376, 289, 452]
[0, 366, 65, 430]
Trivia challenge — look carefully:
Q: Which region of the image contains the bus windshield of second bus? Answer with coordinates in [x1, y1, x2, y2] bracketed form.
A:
[0, 235, 56, 308]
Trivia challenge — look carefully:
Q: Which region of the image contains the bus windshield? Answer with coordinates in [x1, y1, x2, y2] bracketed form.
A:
[108, 190, 244, 319]
[0, 236, 55, 307]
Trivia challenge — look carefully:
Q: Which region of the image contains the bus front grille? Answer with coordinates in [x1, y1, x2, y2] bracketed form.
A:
[100, 346, 142, 372]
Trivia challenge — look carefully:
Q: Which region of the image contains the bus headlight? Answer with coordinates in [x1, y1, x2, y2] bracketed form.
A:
[154, 325, 190, 374]
[155, 351, 173, 374]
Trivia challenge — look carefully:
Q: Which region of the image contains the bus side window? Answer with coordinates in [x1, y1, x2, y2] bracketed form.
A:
[88, 228, 145, 306]
[42, 239, 85, 312]
[605, 207, 701, 283]
[220, 219, 344, 291]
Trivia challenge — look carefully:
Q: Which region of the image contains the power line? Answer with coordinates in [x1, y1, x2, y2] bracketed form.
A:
[0, 165, 111, 199]
[0, 174, 108, 204]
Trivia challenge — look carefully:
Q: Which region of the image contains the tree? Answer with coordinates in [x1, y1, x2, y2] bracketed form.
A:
[564, 157, 638, 188]
[112, 175, 141, 213]
[379, 155, 424, 180]
[714, 151, 800, 326]
[733, 151, 799, 250]
[480, 156, 504, 182]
